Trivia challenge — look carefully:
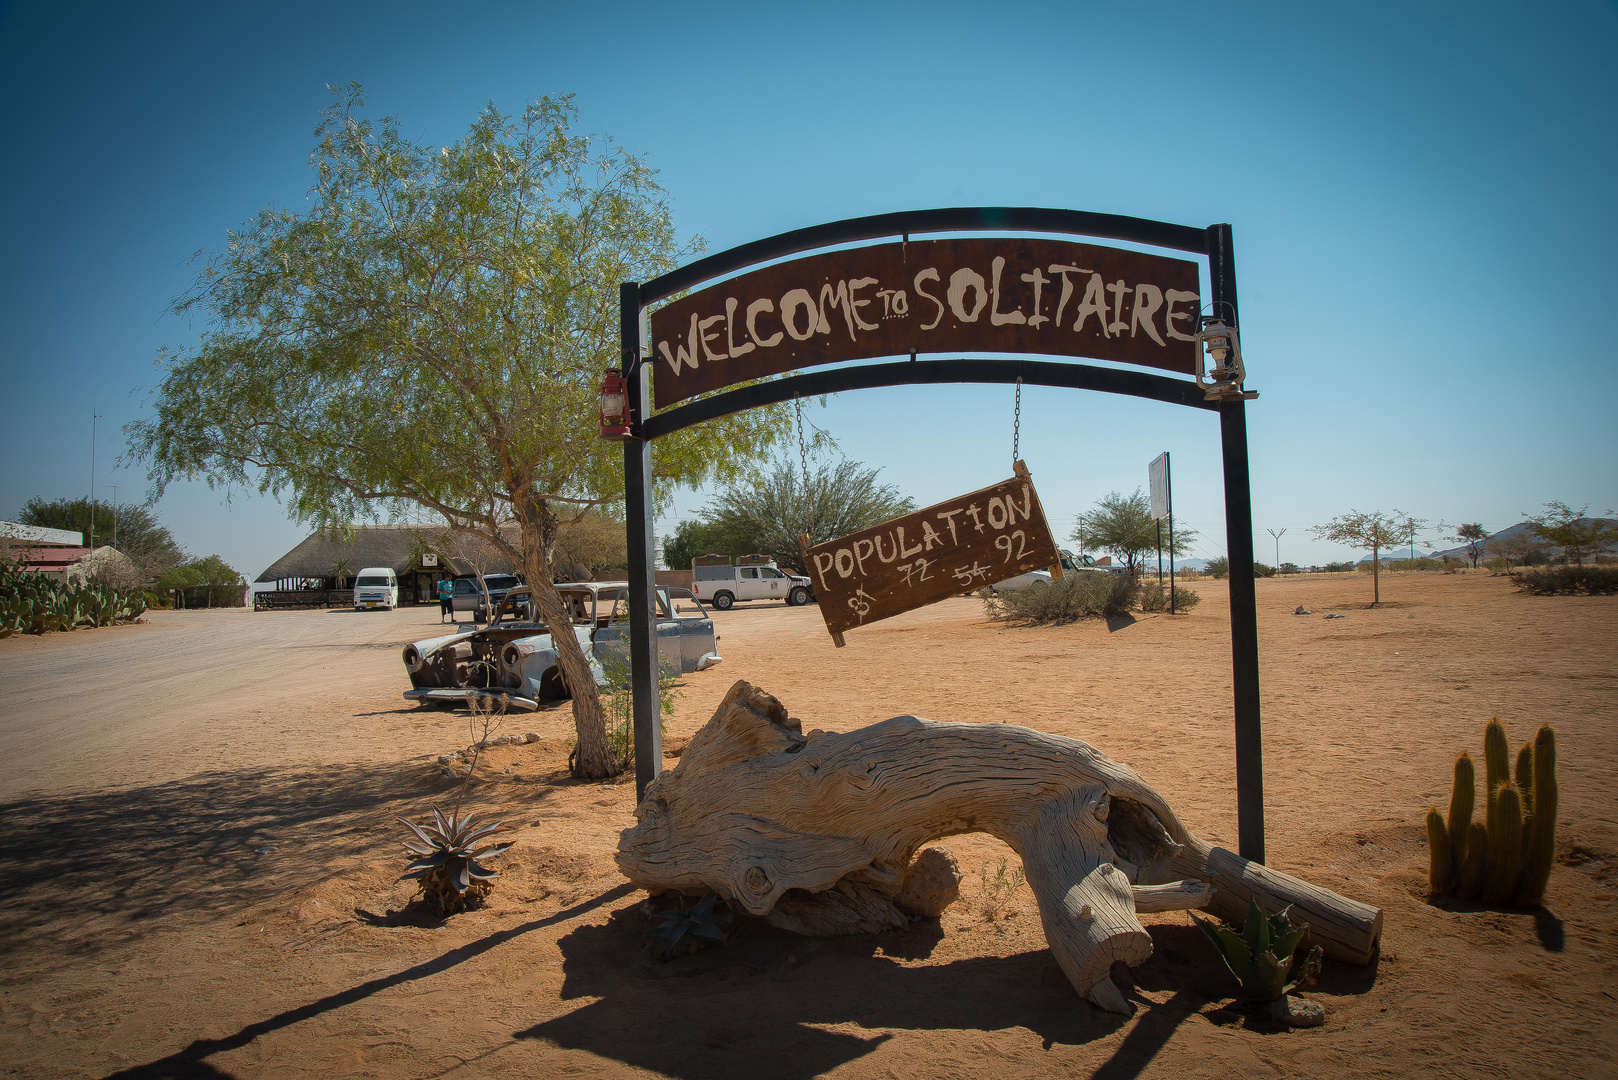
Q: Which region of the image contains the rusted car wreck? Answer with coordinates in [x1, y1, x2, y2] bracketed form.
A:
[401, 583, 721, 711]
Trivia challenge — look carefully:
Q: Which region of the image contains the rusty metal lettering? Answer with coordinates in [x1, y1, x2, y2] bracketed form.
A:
[651, 238, 1200, 406]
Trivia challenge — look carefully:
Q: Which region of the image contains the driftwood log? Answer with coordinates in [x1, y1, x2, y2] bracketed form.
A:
[617, 681, 1382, 1013]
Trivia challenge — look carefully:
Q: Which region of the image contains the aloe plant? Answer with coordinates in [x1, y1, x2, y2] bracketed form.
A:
[1193, 899, 1323, 1003]
[646, 891, 730, 959]
[398, 806, 511, 915]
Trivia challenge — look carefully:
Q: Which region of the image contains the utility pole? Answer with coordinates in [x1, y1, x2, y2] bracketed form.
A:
[102, 485, 122, 549]
[1267, 527, 1286, 569]
[89, 410, 102, 548]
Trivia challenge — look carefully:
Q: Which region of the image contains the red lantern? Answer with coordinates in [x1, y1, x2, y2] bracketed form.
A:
[598, 370, 632, 439]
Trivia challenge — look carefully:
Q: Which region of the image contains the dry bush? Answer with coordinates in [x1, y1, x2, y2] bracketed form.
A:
[1140, 582, 1202, 613]
[984, 573, 1137, 624]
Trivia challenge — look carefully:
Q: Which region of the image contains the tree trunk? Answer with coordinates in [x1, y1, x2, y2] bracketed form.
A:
[516, 498, 614, 779]
[1371, 543, 1381, 604]
[619, 681, 1383, 1014]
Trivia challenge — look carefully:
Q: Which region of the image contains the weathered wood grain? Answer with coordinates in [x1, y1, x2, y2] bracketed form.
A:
[801, 462, 1059, 643]
[616, 681, 1383, 1013]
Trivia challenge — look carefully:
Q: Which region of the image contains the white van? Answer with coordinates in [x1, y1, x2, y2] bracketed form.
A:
[353, 567, 399, 611]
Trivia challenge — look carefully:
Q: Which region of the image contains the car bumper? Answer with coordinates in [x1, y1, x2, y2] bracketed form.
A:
[403, 687, 540, 712]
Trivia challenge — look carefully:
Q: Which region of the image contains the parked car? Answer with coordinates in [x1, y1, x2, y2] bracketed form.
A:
[986, 549, 1104, 594]
[353, 567, 399, 611]
[401, 582, 720, 711]
[450, 573, 525, 621]
[691, 557, 813, 610]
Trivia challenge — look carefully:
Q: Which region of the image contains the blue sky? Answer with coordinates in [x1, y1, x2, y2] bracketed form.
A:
[2, 1, 1614, 576]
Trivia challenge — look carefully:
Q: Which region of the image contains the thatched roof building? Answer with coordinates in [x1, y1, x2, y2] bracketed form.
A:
[255, 525, 518, 590]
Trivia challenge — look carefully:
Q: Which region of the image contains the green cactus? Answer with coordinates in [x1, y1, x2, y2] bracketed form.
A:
[1482, 718, 1510, 835]
[1447, 753, 1475, 872]
[1517, 725, 1558, 906]
[1426, 808, 1453, 897]
[1482, 784, 1523, 905]
[1456, 822, 1489, 900]
[1514, 742, 1534, 807]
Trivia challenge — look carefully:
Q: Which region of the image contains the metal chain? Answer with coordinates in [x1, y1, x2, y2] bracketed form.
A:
[796, 394, 812, 541]
[1012, 377, 1022, 468]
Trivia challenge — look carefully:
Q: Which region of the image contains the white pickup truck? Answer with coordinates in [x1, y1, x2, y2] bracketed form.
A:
[690, 557, 814, 610]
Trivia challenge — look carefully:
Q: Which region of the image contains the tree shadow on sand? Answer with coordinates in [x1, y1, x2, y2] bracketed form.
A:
[0, 759, 539, 962]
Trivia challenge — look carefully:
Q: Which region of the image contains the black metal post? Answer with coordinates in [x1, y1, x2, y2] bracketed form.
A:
[1209, 223, 1265, 864]
[1167, 452, 1176, 615]
[621, 282, 662, 802]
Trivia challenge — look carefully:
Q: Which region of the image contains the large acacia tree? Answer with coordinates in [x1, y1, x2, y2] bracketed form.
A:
[1072, 489, 1196, 574]
[129, 88, 785, 777]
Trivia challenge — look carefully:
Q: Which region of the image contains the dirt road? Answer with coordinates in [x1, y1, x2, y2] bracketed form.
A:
[0, 573, 1613, 1078]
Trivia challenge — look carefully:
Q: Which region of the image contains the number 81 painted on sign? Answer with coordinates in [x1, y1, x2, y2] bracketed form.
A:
[995, 530, 1029, 563]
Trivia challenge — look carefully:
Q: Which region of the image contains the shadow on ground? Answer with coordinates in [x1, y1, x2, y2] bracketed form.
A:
[0, 760, 501, 961]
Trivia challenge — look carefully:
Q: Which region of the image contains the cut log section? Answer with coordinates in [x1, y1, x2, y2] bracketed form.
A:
[616, 681, 1382, 1013]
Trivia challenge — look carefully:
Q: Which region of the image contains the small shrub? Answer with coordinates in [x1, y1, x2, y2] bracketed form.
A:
[599, 649, 680, 773]
[974, 857, 1027, 920]
[1323, 561, 1355, 574]
[1510, 566, 1618, 596]
[1253, 562, 1277, 578]
[1205, 557, 1229, 579]
[983, 572, 1137, 624]
[1139, 582, 1203, 613]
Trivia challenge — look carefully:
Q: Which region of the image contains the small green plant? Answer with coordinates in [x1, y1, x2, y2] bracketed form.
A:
[1426, 718, 1558, 907]
[1205, 556, 1230, 579]
[399, 702, 513, 914]
[974, 857, 1027, 920]
[1193, 900, 1322, 1003]
[646, 891, 730, 959]
[398, 806, 512, 915]
[598, 648, 680, 773]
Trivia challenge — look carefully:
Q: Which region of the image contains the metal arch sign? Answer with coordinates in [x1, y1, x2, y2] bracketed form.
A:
[649, 237, 1201, 406]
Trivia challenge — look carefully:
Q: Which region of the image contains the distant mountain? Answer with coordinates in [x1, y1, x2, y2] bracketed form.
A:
[1430, 519, 1617, 561]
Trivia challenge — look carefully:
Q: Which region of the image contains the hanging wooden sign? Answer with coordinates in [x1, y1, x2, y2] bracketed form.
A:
[799, 461, 1061, 647]
[650, 237, 1201, 406]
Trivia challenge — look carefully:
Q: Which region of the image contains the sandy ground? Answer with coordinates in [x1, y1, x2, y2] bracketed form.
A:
[0, 572, 1613, 1079]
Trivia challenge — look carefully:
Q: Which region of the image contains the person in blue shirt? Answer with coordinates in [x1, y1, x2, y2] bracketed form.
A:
[438, 577, 454, 624]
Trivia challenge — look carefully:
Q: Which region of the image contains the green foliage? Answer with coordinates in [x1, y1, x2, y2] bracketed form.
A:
[1205, 556, 1229, 579]
[1428, 720, 1558, 907]
[646, 892, 730, 959]
[1449, 523, 1490, 568]
[974, 857, 1028, 921]
[127, 87, 791, 779]
[1253, 562, 1277, 578]
[1193, 900, 1323, 1003]
[1322, 561, 1355, 574]
[661, 518, 752, 572]
[598, 648, 679, 773]
[1310, 510, 1426, 604]
[982, 572, 1138, 624]
[698, 454, 914, 570]
[17, 496, 185, 575]
[1139, 582, 1202, 613]
[1523, 501, 1618, 567]
[398, 806, 511, 916]
[1509, 565, 1618, 595]
[1071, 490, 1197, 573]
[0, 558, 147, 637]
